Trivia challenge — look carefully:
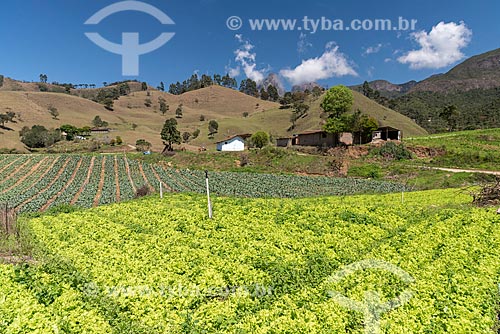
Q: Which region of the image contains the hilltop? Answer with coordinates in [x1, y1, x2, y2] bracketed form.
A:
[0, 78, 426, 152]
[351, 48, 500, 133]
[410, 48, 500, 93]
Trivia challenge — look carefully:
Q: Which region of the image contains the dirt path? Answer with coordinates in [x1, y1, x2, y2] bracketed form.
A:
[0, 157, 22, 175]
[114, 156, 121, 202]
[41, 158, 83, 211]
[419, 166, 500, 176]
[0, 157, 33, 187]
[138, 163, 153, 191]
[93, 157, 107, 207]
[124, 157, 137, 193]
[0, 157, 48, 194]
[149, 164, 172, 191]
[16, 157, 71, 212]
[71, 156, 96, 205]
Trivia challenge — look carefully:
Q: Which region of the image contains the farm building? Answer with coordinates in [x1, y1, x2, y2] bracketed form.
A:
[90, 127, 110, 134]
[372, 126, 402, 141]
[216, 134, 251, 152]
[276, 131, 353, 148]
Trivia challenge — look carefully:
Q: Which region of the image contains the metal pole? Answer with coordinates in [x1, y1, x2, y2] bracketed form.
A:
[160, 182, 163, 199]
[4, 202, 8, 235]
[205, 170, 213, 219]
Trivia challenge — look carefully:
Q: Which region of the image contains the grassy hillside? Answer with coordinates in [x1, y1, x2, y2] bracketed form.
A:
[0, 83, 426, 152]
[406, 128, 500, 170]
[288, 90, 427, 137]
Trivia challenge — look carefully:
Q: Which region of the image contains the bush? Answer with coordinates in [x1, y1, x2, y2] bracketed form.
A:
[371, 142, 413, 160]
[348, 165, 382, 179]
[250, 131, 269, 149]
[135, 185, 151, 198]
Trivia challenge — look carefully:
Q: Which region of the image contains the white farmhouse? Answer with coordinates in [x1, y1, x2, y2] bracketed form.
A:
[216, 134, 251, 152]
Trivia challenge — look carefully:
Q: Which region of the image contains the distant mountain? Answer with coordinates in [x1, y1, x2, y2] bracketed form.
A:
[260, 73, 285, 96]
[351, 80, 417, 98]
[410, 48, 500, 92]
[350, 48, 500, 133]
[292, 82, 323, 92]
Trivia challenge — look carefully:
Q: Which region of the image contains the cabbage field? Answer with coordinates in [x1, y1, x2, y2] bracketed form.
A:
[0, 154, 407, 212]
[1, 189, 499, 333]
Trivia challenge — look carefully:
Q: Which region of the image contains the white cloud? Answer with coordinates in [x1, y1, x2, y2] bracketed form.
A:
[297, 33, 313, 55]
[363, 43, 383, 56]
[227, 66, 240, 78]
[232, 35, 266, 83]
[398, 21, 472, 69]
[367, 66, 375, 77]
[280, 42, 357, 85]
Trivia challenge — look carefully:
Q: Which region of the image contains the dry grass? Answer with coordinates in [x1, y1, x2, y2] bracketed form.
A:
[0, 81, 426, 152]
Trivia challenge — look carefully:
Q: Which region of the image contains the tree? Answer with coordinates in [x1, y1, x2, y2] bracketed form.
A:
[0, 112, 15, 128]
[213, 74, 222, 85]
[39, 74, 48, 83]
[182, 131, 192, 143]
[243, 112, 249, 118]
[141, 82, 148, 91]
[161, 118, 181, 152]
[136, 139, 152, 152]
[192, 128, 200, 139]
[267, 85, 279, 101]
[19, 125, 61, 148]
[199, 115, 206, 121]
[280, 92, 293, 108]
[103, 98, 114, 111]
[239, 79, 258, 97]
[250, 131, 269, 149]
[175, 104, 183, 118]
[158, 81, 165, 91]
[260, 87, 269, 101]
[312, 86, 323, 98]
[144, 98, 152, 107]
[115, 136, 123, 145]
[200, 74, 213, 88]
[350, 111, 379, 144]
[159, 97, 169, 115]
[222, 74, 237, 88]
[208, 120, 219, 137]
[320, 85, 353, 118]
[0, 114, 9, 128]
[439, 105, 459, 132]
[290, 102, 309, 129]
[59, 124, 79, 140]
[92, 116, 108, 128]
[362, 81, 374, 98]
[48, 105, 59, 120]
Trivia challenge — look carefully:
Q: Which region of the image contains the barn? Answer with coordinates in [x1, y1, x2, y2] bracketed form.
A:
[372, 126, 402, 141]
[216, 134, 251, 152]
[276, 131, 352, 148]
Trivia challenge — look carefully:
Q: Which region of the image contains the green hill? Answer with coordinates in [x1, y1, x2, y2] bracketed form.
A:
[0, 81, 426, 152]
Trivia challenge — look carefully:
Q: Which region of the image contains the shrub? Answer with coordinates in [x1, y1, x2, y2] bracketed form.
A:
[371, 142, 413, 160]
[250, 131, 269, 149]
[348, 165, 382, 179]
[135, 185, 151, 198]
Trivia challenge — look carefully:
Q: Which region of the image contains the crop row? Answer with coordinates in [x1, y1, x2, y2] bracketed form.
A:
[0, 155, 408, 212]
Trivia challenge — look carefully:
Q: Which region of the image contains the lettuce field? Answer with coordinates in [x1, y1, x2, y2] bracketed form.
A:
[1, 189, 499, 333]
[0, 154, 407, 212]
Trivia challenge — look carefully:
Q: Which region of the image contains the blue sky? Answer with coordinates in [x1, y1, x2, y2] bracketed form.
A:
[0, 0, 498, 90]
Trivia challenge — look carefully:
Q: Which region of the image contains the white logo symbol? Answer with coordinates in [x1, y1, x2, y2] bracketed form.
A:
[325, 260, 414, 334]
[84, 1, 175, 76]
